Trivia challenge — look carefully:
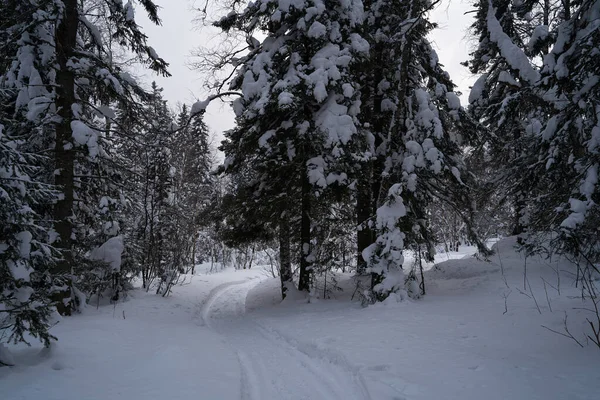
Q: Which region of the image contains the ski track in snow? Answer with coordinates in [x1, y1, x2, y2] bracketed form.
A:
[198, 279, 252, 327]
[201, 279, 373, 400]
[253, 323, 373, 400]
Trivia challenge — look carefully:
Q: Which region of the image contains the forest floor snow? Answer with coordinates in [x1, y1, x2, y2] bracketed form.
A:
[1, 237, 599, 400]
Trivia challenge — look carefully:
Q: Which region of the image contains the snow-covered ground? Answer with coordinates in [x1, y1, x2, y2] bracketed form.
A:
[2, 238, 599, 400]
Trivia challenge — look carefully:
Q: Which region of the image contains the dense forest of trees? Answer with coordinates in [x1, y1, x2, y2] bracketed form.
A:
[1, 0, 599, 348]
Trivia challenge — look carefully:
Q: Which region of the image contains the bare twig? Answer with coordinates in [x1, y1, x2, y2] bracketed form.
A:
[516, 287, 532, 299]
[527, 278, 542, 315]
[543, 279, 553, 313]
[541, 277, 559, 294]
[545, 261, 561, 295]
[587, 318, 600, 347]
[541, 312, 584, 348]
[524, 254, 528, 291]
[572, 307, 599, 313]
[496, 242, 510, 288]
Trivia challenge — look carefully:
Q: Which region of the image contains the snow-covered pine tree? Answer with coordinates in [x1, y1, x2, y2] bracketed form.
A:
[0, 0, 169, 313]
[466, 0, 558, 236]
[0, 2, 59, 344]
[0, 99, 56, 348]
[211, 168, 283, 279]
[171, 104, 214, 274]
[531, 0, 600, 261]
[132, 83, 181, 293]
[359, 0, 488, 302]
[214, 0, 367, 296]
[217, 129, 296, 297]
[465, 0, 600, 343]
[105, 94, 154, 291]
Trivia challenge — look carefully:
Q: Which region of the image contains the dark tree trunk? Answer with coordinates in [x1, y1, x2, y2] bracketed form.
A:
[191, 233, 196, 275]
[511, 194, 526, 236]
[356, 47, 376, 275]
[279, 214, 293, 299]
[51, 0, 79, 315]
[298, 167, 312, 292]
[356, 160, 373, 275]
[248, 245, 255, 269]
[369, 44, 387, 291]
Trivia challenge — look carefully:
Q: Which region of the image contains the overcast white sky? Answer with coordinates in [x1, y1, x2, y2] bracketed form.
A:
[137, 0, 477, 146]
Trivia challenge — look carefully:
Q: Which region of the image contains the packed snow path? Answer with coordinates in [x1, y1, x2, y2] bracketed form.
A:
[199, 279, 372, 400]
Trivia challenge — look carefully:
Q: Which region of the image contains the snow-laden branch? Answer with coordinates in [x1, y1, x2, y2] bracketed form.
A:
[190, 91, 242, 117]
[486, 0, 540, 85]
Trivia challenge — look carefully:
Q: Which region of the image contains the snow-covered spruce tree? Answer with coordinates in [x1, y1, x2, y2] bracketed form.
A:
[214, 0, 367, 296]
[130, 83, 182, 294]
[217, 136, 296, 297]
[0, 0, 168, 313]
[170, 104, 214, 274]
[465, 0, 560, 236]
[359, 0, 489, 302]
[464, 0, 600, 345]
[531, 0, 600, 263]
[0, 3, 58, 345]
[69, 110, 127, 305]
[0, 107, 56, 348]
[135, 101, 216, 282]
[537, 0, 600, 347]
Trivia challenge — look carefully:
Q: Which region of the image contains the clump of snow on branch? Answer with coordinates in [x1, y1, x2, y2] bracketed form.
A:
[89, 236, 125, 272]
[486, 0, 539, 84]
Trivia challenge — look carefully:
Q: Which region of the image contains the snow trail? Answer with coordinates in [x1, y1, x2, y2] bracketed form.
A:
[254, 324, 373, 399]
[4, 240, 598, 400]
[201, 279, 373, 400]
[198, 279, 254, 327]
